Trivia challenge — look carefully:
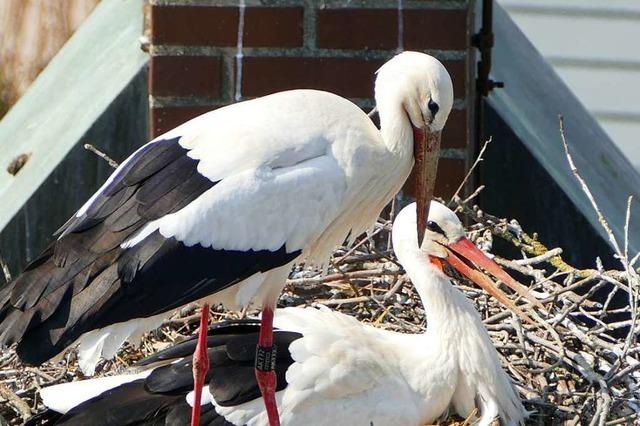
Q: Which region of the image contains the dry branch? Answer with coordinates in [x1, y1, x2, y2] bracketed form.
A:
[83, 143, 119, 168]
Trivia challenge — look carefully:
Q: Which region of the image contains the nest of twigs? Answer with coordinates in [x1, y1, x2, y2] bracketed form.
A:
[1, 125, 639, 425]
[1, 193, 638, 425]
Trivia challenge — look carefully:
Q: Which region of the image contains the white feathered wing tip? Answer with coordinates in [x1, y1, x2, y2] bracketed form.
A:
[40, 370, 152, 414]
[448, 306, 533, 426]
[73, 313, 165, 375]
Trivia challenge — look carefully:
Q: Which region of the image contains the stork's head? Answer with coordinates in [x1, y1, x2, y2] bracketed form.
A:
[376, 52, 454, 132]
[392, 201, 541, 324]
[375, 52, 454, 246]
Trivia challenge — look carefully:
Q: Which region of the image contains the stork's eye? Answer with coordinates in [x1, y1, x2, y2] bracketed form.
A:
[428, 99, 439, 116]
[426, 221, 445, 235]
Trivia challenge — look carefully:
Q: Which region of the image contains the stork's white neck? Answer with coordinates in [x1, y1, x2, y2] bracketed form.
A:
[394, 253, 477, 419]
[377, 95, 414, 158]
[398, 255, 527, 424]
[401, 255, 474, 337]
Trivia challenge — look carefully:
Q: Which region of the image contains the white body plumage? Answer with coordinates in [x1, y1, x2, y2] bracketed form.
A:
[213, 302, 525, 426]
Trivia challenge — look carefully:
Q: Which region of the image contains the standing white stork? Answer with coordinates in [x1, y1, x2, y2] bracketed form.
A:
[0, 51, 453, 425]
[32, 201, 534, 426]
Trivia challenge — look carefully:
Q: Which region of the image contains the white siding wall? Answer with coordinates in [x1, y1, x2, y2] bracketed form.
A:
[498, 0, 640, 169]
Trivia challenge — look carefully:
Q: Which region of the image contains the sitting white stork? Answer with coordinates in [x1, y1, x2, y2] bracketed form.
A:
[0, 51, 453, 425]
[33, 201, 534, 426]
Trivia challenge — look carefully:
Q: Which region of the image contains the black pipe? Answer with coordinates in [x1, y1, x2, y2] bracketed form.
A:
[473, 0, 503, 166]
[474, 0, 503, 98]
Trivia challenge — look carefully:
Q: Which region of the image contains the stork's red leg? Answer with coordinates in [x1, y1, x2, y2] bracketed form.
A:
[191, 303, 210, 426]
[255, 305, 280, 426]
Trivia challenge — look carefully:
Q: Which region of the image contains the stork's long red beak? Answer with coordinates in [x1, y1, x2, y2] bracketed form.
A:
[414, 127, 441, 246]
[437, 237, 541, 325]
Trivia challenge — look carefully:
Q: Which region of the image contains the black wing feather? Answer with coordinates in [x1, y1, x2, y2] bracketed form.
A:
[30, 322, 301, 425]
[0, 137, 301, 365]
[50, 380, 199, 426]
[137, 319, 262, 367]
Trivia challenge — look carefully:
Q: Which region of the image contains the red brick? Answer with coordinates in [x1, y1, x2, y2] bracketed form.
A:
[244, 7, 303, 47]
[317, 9, 397, 50]
[151, 6, 303, 47]
[151, 56, 222, 97]
[435, 158, 467, 199]
[441, 109, 468, 149]
[402, 158, 466, 200]
[242, 56, 465, 100]
[242, 56, 384, 99]
[151, 6, 238, 46]
[403, 9, 468, 51]
[447, 60, 466, 99]
[151, 105, 222, 138]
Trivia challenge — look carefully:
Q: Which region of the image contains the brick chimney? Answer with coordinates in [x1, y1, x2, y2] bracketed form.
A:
[146, 0, 476, 199]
